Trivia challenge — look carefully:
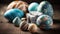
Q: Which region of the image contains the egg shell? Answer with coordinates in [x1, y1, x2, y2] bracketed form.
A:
[26, 13, 37, 23]
[20, 21, 29, 31]
[13, 17, 21, 27]
[4, 8, 24, 22]
[28, 23, 39, 33]
[7, 1, 28, 14]
[37, 1, 53, 17]
[28, 2, 39, 12]
[26, 12, 42, 23]
[15, 1, 28, 13]
[36, 15, 53, 29]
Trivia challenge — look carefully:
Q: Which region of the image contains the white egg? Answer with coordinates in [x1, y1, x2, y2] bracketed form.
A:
[26, 12, 42, 23]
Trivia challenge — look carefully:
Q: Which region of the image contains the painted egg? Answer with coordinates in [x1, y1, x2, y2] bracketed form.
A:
[37, 1, 53, 17]
[26, 13, 36, 23]
[36, 15, 53, 30]
[28, 2, 39, 12]
[15, 1, 28, 13]
[26, 12, 42, 23]
[20, 21, 29, 31]
[4, 8, 24, 22]
[13, 17, 21, 27]
[7, 1, 28, 14]
[28, 23, 39, 33]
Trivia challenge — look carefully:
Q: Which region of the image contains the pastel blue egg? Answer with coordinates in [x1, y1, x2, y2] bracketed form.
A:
[37, 1, 53, 17]
[4, 8, 24, 22]
[36, 15, 53, 30]
[28, 2, 39, 12]
[13, 17, 21, 27]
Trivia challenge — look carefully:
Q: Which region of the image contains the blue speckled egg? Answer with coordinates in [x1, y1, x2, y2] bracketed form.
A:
[37, 1, 53, 17]
[36, 15, 53, 30]
[28, 2, 39, 12]
[4, 8, 24, 22]
[13, 17, 21, 27]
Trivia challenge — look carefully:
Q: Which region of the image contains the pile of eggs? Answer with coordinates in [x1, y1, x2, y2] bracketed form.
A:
[4, 1, 53, 33]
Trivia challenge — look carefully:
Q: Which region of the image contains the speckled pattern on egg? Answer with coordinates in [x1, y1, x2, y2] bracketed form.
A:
[36, 15, 53, 29]
[37, 1, 53, 17]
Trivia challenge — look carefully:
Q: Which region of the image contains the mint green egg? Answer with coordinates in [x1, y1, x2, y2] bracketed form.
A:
[28, 2, 39, 12]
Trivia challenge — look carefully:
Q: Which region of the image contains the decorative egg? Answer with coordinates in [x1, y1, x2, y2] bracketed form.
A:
[37, 1, 53, 17]
[13, 17, 21, 27]
[4, 8, 24, 22]
[26, 12, 42, 23]
[28, 2, 39, 12]
[26, 13, 36, 23]
[20, 21, 29, 31]
[15, 1, 28, 13]
[28, 23, 39, 33]
[36, 15, 53, 30]
[7, 1, 28, 14]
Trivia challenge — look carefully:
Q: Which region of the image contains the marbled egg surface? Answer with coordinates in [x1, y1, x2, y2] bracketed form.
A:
[36, 15, 53, 29]
[7, 1, 28, 14]
[37, 1, 53, 17]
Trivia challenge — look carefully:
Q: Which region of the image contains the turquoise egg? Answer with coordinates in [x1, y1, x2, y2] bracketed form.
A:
[28, 2, 39, 12]
[13, 17, 21, 27]
[4, 8, 24, 22]
[36, 15, 53, 30]
[37, 1, 53, 17]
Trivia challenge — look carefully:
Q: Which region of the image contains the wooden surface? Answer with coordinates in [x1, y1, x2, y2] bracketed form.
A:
[0, 4, 60, 34]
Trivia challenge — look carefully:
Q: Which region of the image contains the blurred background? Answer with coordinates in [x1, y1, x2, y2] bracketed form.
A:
[0, 0, 60, 34]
